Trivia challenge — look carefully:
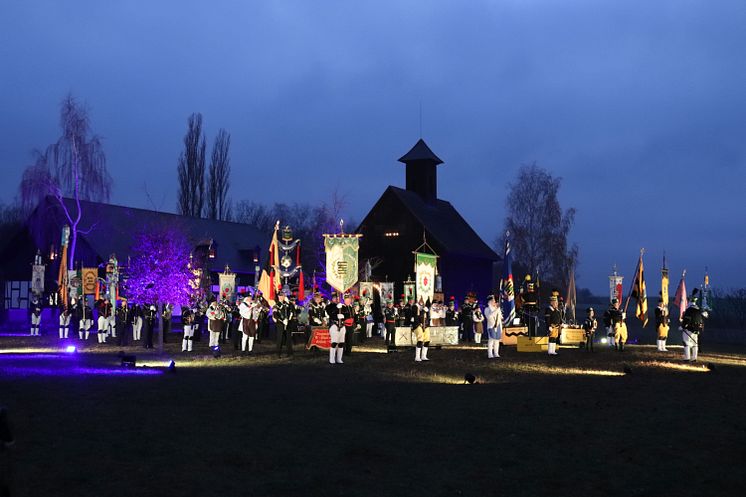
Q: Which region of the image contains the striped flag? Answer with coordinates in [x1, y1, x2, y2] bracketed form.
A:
[629, 251, 648, 326]
[499, 236, 516, 327]
[673, 271, 688, 320]
[257, 222, 281, 305]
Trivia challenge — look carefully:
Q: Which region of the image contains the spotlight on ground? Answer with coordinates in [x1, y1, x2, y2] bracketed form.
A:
[464, 373, 477, 385]
[65, 345, 77, 353]
[623, 364, 632, 374]
[121, 355, 137, 367]
[167, 360, 176, 372]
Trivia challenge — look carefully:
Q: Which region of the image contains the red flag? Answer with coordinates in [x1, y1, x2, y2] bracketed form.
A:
[257, 222, 281, 305]
[673, 271, 688, 320]
[298, 270, 305, 301]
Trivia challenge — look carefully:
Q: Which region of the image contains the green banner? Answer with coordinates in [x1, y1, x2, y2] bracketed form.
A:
[415, 252, 437, 303]
[324, 235, 361, 293]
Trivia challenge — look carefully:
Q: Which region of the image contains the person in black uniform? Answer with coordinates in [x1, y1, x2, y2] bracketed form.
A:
[229, 299, 242, 351]
[445, 297, 459, 326]
[545, 294, 562, 356]
[181, 306, 195, 352]
[519, 275, 539, 337]
[308, 292, 327, 328]
[654, 297, 670, 352]
[328, 293, 355, 364]
[116, 299, 132, 346]
[143, 304, 157, 349]
[340, 294, 356, 355]
[76, 298, 93, 340]
[256, 291, 270, 341]
[29, 294, 42, 336]
[395, 296, 406, 327]
[681, 288, 707, 361]
[460, 298, 473, 342]
[582, 307, 597, 352]
[412, 301, 432, 362]
[273, 291, 294, 358]
[603, 298, 627, 351]
[383, 299, 398, 350]
[288, 293, 303, 339]
[354, 297, 366, 344]
[324, 292, 344, 364]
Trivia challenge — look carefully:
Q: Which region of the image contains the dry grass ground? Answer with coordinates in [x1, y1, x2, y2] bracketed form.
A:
[2, 333, 746, 497]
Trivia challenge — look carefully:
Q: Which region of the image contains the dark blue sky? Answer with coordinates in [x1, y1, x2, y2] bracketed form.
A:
[1, 0, 744, 294]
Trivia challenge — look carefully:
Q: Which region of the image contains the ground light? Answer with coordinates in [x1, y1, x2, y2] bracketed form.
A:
[65, 345, 77, 353]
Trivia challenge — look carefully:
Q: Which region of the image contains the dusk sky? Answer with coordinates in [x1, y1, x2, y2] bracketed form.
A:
[1, 0, 744, 295]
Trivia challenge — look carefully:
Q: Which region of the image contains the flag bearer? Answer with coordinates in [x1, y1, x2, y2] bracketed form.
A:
[545, 294, 562, 355]
[655, 298, 670, 352]
[681, 289, 707, 361]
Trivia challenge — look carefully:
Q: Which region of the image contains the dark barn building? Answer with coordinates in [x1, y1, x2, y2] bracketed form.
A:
[357, 139, 499, 301]
[0, 196, 268, 314]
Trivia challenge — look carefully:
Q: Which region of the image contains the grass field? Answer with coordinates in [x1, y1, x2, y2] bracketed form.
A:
[2, 333, 746, 497]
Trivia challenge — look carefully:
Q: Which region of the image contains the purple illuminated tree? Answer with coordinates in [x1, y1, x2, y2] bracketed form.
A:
[124, 226, 194, 307]
[18, 94, 112, 264]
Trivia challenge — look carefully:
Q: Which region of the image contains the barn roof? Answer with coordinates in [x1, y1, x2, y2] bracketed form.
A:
[371, 186, 498, 260]
[25, 197, 269, 274]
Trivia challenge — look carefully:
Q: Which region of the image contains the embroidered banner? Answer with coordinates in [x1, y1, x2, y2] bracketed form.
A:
[415, 252, 437, 303]
[324, 234, 361, 293]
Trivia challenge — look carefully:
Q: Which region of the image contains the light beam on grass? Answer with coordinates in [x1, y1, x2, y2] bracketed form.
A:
[648, 361, 708, 373]
[497, 362, 625, 377]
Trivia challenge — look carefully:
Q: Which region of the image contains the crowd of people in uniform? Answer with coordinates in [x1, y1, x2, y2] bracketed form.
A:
[26, 279, 709, 364]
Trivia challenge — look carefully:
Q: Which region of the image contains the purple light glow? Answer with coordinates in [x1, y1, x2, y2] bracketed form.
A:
[0, 353, 163, 377]
[0, 366, 163, 377]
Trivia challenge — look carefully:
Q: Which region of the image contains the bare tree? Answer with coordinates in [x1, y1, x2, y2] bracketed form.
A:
[18, 94, 111, 264]
[18, 159, 54, 214]
[499, 162, 578, 290]
[176, 113, 206, 217]
[233, 201, 274, 232]
[205, 129, 231, 220]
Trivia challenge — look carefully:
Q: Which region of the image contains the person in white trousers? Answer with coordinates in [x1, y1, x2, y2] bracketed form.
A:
[484, 295, 502, 359]
[58, 305, 71, 339]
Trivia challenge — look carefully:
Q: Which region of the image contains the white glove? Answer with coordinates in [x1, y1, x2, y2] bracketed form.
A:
[283, 319, 288, 326]
[337, 303, 343, 309]
[337, 314, 344, 319]
[313, 318, 321, 324]
[410, 317, 414, 322]
[702, 311, 709, 318]
[622, 312, 626, 320]
[424, 308, 429, 313]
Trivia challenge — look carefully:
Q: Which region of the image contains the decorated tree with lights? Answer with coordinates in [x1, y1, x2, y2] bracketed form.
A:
[124, 226, 194, 307]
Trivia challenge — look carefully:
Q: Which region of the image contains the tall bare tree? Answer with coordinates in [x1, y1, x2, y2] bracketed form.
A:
[499, 162, 578, 290]
[205, 128, 231, 220]
[18, 94, 112, 264]
[176, 113, 206, 217]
